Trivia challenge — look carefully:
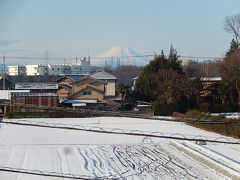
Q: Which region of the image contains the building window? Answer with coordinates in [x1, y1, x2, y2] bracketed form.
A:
[83, 91, 91, 95]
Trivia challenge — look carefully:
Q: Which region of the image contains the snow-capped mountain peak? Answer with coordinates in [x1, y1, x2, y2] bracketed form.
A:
[91, 46, 150, 67]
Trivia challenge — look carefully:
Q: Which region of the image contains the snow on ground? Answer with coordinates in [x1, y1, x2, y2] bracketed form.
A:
[211, 112, 240, 119]
[0, 117, 239, 179]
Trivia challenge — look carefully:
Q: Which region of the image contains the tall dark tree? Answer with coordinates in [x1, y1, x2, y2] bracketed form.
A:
[220, 39, 240, 108]
[168, 45, 182, 74]
[135, 46, 183, 101]
[226, 39, 239, 55]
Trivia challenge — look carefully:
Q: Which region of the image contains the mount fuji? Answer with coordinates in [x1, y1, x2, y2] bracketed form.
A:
[91, 46, 151, 67]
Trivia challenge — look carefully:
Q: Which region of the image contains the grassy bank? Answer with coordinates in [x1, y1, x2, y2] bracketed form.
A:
[185, 110, 240, 139]
[4, 111, 95, 119]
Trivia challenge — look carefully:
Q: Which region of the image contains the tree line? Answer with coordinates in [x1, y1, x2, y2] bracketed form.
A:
[132, 13, 240, 115]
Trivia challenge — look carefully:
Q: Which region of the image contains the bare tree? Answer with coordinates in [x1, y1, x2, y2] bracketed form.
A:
[224, 13, 240, 45]
[220, 46, 240, 107]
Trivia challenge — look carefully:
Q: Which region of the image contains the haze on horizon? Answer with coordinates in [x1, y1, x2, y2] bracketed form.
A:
[0, 0, 240, 64]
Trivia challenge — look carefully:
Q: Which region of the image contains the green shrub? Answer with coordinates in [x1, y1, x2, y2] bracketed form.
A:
[152, 101, 172, 116]
[185, 109, 205, 120]
[152, 100, 188, 116]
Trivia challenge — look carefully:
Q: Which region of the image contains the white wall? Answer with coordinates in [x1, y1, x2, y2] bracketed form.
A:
[26, 65, 48, 76]
[8, 66, 26, 76]
[7, 57, 90, 76]
[0, 90, 30, 100]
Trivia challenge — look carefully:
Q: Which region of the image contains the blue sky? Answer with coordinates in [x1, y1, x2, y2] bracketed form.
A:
[0, 0, 240, 64]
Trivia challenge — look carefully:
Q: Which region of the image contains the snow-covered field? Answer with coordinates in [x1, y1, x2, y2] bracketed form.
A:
[0, 117, 239, 179]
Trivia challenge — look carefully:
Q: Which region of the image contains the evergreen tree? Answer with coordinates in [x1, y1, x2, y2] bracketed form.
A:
[226, 39, 239, 55]
[135, 46, 183, 101]
[220, 39, 240, 108]
[168, 45, 182, 73]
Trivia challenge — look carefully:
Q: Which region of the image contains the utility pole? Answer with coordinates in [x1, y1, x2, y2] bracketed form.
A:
[3, 52, 6, 90]
[105, 59, 107, 70]
[45, 50, 49, 66]
[64, 58, 66, 75]
[87, 48, 90, 62]
[45, 50, 49, 76]
[117, 58, 120, 68]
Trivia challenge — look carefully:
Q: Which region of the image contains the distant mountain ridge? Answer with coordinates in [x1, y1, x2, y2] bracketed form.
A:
[91, 46, 150, 67]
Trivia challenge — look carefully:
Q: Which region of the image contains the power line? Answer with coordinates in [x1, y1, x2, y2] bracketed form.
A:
[92, 54, 154, 60]
[1, 120, 239, 144]
[0, 55, 223, 61]
[179, 55, 223, 60]
[0, 166, 98, 179]
[0, 56, 74, 60]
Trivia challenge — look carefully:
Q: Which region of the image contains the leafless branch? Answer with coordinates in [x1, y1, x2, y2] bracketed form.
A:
[224, 13, 240, 44]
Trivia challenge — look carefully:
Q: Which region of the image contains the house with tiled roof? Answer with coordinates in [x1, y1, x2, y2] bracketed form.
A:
[55, 75, 86, 100]
[60, 71, 117, 110]
[90, 70, 117, 96]
[61, 76, 106, 109]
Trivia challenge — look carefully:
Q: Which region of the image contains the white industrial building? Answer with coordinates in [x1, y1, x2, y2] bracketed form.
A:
[70, 57, 90, 75]
[48, 64, 72, 75]
[7, 57, 91, 76]
[26, 65, 48, 76]
[48, 57, 91, 75]
[8, 65, 26, 76]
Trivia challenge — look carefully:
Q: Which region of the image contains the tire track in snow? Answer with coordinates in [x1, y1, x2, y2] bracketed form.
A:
[132, 146, 167, 174]
[0, 147, 14, 179]
[131, 145, 173, 179]
[77, 148, 90, 172]
[77, 147, 98, 178]
[113, 145, 149, 179]
[90, 148, 104, 170]
[15, 148, 28, 180]
[156, 145, 197, 179]
[97, 146, 126, 179]
[113, 146, 136, 170]
[58, 147, 71, 178]
[123, 145, 198, 179]
[86, 147, 105, 176]
[83, 148, 102, 177]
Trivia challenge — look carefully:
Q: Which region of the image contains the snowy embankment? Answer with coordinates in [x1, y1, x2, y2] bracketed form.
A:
[170, 141, 240, 179]
[211, 112, 240, 119]
[0, 117, 239, 179]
